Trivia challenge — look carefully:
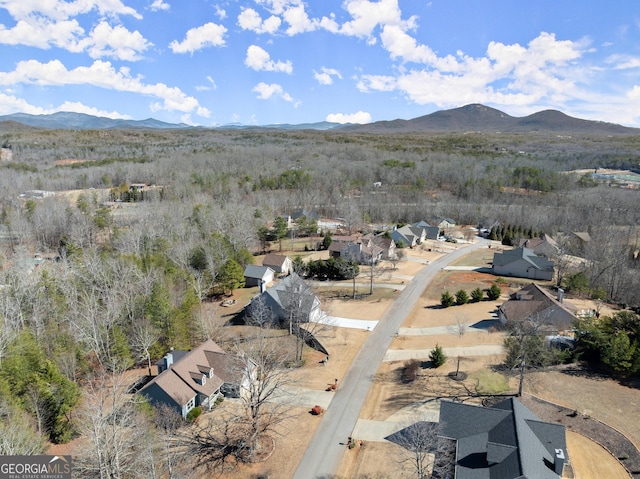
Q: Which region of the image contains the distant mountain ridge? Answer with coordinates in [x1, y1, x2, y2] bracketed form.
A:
[339, 104, 638, 134]
[0, 104, 637, 134]
[0, 111, 192, 130]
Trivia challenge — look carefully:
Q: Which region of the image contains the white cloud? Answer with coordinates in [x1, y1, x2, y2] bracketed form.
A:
[169, 22, 227, 54]
[340, 0, 409, 39]
[252, 82, 294, 103]
[358, 32, 587, 111]
[214, 5, 226, 19]
[357, 74, 396, 92]
[82, 22, 152, 61]
[606, 54, 640, 69]
[149, 0, 170, 12]
[0, 18, 151, 60]
[281, 4, 316, 35]
[0, 18, 85, 51]
[0, 91, 130, 118]
[314, 67, 342, 85]
[237, 8, 281, 34]
[326, 111, 371, 124]
[245, 45, 293, 73]
[240, 1, 336, 36]
[1, 0, 142, 21]
[195, 76, 217, 91]
[0, 59, 209, 116]
[56, 101, 132, 118]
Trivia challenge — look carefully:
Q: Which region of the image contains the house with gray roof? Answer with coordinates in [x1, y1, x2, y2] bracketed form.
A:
[518, 234, 560, 259]
[139, 339, 252, 418]
[412, 220, 439, 240]
[246, 273, 322, 326]
[391, 224, 426, 248]
[438, 397, 567, 479]
[243, 265, 275, 288]
[492, 247, 555, 281]
[498, 283, 577, 334]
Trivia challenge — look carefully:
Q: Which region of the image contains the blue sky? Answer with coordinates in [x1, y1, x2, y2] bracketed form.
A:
[1, 0, 640, 127]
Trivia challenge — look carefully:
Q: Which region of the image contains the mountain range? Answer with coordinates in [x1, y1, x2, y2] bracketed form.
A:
[0, 104, 637, 134]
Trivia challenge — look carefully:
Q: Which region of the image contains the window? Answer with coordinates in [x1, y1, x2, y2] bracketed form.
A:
[185, 396, 195, 413]
[209, 368, 214, 378]
[201, 374, 206, 385]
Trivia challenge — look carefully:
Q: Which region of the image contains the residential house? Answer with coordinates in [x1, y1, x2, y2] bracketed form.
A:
[411, 221, 439, 240]
[243, 265, 275, 289]
[518, 234, 560, 259]
[391, 224, 426, 248]
[139, 339, 253, 418]
[492, 247, 555, 281]
[497, 282, 577, 334]
[437, 397, 567, 479]
[328, 237, 385, 265]
[262, 254, 293, 276]
[434, 217, 457, 231]
[362, 234, 396, 259]
[563, 231, 591, 256]
[0, 147, 12, 162]
[246, 273, 322, 326]
[292, 209, 319, 222]
[328, 240, 350, 259]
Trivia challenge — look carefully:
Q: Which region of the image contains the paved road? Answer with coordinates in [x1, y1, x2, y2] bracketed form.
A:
[292, 239, 488, 479]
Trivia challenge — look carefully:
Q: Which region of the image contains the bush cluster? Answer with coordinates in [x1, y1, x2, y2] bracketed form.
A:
[440, 286, 488, 308]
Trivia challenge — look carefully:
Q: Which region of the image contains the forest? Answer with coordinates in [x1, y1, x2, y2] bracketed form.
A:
[0, 124, 639, 476]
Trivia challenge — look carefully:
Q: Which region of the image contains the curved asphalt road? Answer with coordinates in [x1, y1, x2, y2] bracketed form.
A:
[292, 239, 488, 479]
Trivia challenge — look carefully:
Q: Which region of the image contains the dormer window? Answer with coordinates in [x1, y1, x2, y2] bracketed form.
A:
[209, 368, 214, 378]
[201, 374, 206, 385]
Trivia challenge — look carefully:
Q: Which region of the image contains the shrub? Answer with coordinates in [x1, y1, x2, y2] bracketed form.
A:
[402, 359, 421, 382]
[441, 291, 455, 308]
[455, 289, 469, 305]
[487, 284, 502, 300]
[186, 406, 202, 423]
[429, 344, 447, 368]
[471, 287, 484, 302]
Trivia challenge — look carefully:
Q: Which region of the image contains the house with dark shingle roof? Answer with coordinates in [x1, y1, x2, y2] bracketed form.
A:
[243, 265, 275, 288]
[246, 272, 322, 326]
[518, 234, 560, 259]
[391, 224, 426, 248]
[492, 247, 555, 281]
[412, 220, 439, 240]
[139, 339, 253, 418]
[498, 283, 577, 334]
[262, 253, 292, 275]
[438, 397, 567, 479]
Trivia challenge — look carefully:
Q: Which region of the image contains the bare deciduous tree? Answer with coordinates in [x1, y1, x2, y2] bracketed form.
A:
[0, 399, 45, 455]
[185, 330, 295, 470]
[75, 370, 158, 479]
[393, 418, 450, 479]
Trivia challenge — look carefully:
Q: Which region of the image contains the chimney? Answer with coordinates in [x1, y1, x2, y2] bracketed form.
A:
[554, 448, 565, 475]
[162, 351, 174, 372]
[557, 288, 564, 303]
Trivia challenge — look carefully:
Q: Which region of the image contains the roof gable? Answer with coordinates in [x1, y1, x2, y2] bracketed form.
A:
[244, 265, 274, 280]
[140, 339, 234, 406]
[262, 254, 289, 268]
[439, 398, 566, 479]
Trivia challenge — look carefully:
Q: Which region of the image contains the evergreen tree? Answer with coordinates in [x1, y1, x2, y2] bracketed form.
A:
[487, 284, 502, 300]
[218, 258, 245, 295]
[429, 344, 447, 368]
